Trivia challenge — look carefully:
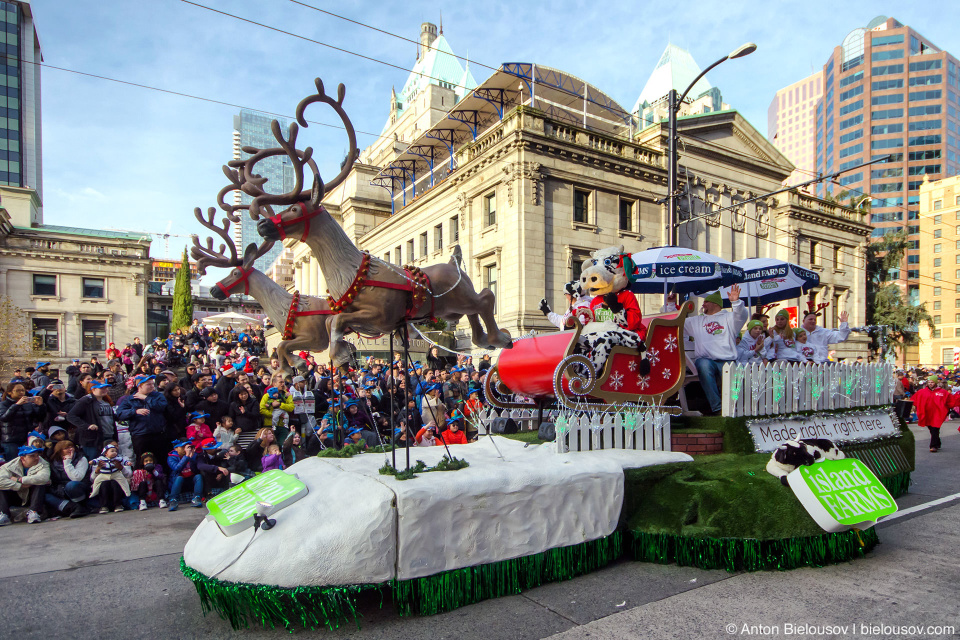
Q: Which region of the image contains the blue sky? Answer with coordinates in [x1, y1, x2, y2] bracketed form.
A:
[31, 1, 960, 273]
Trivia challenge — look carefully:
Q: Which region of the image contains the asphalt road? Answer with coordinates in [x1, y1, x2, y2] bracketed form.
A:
[1, 424, 957, 640]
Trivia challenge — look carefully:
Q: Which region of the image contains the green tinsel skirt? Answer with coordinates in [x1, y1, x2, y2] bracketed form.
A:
[181, 525, 883, 631]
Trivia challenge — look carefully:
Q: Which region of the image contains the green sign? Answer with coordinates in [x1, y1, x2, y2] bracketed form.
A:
[206, 470, 308, 536]
[788, 459, 897, 533]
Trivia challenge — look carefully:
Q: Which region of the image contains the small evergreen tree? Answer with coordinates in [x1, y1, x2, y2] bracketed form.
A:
[171, 248, 194, 333]
[865, 231, 934, 359]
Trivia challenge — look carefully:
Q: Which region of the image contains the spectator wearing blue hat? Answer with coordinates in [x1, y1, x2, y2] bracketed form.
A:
[186, 411, 214, 447]
[415, 423, 439, 447]
[167, 440, 203, 510]
[420, 383, 444, 428]
[0, 444, 50, 524]
[67, 381, 116, 461]
[446, 368, 468, 406]
[31, 362, 52, 389]
[199, 441, 230, 490]
[440, 412, 470, 445]
[116, 375, 168, 462]
[343, 427, 366, 448]
[343, 399, 378, 445]
[260, 384, 294, 443]
[0, 381, 47, 462]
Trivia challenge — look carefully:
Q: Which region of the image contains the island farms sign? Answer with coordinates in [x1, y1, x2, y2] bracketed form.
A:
[747, 410, 900, 452]
[206, 470, 308, 536]
[787, 459, 898, 532]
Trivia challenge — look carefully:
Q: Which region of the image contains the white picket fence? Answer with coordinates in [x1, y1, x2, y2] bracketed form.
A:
[554, 411, 671, 453]
[471, 407, 556, 434]
[720, 362, 895, 418]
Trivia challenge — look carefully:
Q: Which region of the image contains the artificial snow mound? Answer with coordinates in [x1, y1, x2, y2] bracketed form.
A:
[183, 437, 692, 586]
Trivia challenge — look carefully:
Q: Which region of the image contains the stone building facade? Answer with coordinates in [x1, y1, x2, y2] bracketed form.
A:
[0, 186, 152, 363]
[275, 32, 871, 361]
[917, 174, 960, 366]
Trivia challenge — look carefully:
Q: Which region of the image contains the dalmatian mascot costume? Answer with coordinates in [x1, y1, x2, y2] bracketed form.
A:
[575, 246, 650, 377]
[540, 280, 594, 330]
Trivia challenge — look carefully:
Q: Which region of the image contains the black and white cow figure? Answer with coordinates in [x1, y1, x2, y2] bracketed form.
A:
[765, 438, 845, 486]
[574, 246, 649, 376]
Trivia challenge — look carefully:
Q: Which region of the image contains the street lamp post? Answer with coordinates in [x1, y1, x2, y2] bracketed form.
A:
[667, 42, 757, 247]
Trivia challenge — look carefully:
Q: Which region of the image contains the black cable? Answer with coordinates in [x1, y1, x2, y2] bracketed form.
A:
[184, 1, 637, 124]
[181, 1, 476, 93]
[286, 0, 497, 72]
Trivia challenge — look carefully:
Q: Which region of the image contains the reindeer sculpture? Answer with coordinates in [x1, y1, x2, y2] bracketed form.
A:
[234, 78, 512, 368]
[190, 207, 336, 373]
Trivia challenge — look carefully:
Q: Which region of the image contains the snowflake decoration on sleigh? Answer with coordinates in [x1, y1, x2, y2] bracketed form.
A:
[661, 368, 672, 380]
[609, 371, 624, 390]
[663, 335, 678, 352]
[637, 375, 650, 390]
[646, 348, 660, 366]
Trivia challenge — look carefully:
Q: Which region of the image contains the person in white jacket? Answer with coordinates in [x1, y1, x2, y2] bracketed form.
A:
[540, 281, 594, 330]
[737, 320, 773, 364]
[683, 285, 749, 414]
[802, 310, 850, 363]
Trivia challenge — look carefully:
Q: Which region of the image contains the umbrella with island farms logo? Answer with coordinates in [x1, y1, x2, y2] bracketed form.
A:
[624, 247, 745, 296]
[719, 258, 820, 306]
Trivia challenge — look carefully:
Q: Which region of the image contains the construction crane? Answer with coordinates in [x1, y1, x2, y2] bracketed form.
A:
[105, 221, 198, 258]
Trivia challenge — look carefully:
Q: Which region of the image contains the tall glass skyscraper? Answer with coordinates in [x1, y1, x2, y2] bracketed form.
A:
[0, 1, 42, 202]
[232, 109, 295, 272]
[815, 16, 960, 304]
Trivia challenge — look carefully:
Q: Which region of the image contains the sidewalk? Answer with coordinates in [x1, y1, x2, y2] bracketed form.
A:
[545, 422, 960, 640]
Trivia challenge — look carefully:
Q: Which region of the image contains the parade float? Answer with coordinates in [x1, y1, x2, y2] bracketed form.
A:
[180, 78, 912, 632]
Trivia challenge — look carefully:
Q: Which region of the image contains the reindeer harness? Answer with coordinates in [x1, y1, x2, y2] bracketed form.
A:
[282, 252, 434, 340]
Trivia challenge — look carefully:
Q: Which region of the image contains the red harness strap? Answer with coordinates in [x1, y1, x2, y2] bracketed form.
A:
[283, 291, 334, 340]
[216, 266, 254, 297]
[270, 204, 326, 243]
[364, 279, 412, 292]
[325, 254, 436, 322]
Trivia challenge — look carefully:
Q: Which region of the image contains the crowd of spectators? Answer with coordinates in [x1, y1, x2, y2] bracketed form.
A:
[0, 324, 493, 524]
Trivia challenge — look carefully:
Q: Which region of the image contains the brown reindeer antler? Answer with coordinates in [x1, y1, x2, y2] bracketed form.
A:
[295, 77, 360, 208]
[216, 165, 249, 223]
[760, 303, 780, 315]
[190, 207, 241, 275]
[242, 120, 321, 220]
[805, 300, 830, 316]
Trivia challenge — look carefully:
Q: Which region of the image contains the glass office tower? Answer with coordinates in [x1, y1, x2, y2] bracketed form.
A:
[815, 16, 960, 305]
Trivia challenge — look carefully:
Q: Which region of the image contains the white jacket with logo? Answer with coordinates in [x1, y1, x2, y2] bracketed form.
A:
[806, 323, 851, 363]
[683, 301, 749, 361]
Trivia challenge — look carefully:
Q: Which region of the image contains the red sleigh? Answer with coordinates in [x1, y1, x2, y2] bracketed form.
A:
[485, 301, 693, 412]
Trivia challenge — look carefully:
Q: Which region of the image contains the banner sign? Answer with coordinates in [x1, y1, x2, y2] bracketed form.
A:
[787, 458, 898, 532]
[747, 409, 900, 453]
[206, 470, 308, 536]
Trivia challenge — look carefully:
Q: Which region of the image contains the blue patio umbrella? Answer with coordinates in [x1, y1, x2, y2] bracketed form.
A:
[720, 258, 820, 306]
[625, 246, 745, 296]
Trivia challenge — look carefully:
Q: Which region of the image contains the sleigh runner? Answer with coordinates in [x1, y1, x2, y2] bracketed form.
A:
[487, 301, 693, 411]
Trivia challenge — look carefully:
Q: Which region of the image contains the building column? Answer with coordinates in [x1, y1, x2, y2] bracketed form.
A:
[307, 256, 317, 295]
[314, 258, 323, 297]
